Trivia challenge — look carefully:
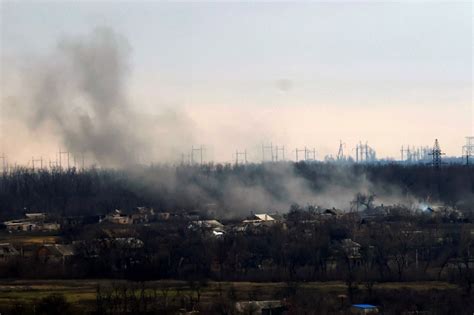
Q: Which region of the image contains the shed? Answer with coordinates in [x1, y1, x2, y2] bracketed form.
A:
[0, 243, 19, 261]
[36, 244, 75, 264]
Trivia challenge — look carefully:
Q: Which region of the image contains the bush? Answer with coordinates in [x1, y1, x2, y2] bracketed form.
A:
[36, 294, 73, 315]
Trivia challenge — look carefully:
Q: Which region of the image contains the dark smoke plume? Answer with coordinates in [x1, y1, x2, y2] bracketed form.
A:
[8, 27, 194, 167]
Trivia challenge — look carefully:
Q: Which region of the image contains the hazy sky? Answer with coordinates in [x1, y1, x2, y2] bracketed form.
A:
[1, 1, 472, 164]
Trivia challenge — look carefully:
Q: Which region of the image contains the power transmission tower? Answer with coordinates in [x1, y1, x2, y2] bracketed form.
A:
[462, 136, 474, 165]
[262, 143, 274, 162]
[305, 147, 316, 161]
[355, 144, 359, 163]
[401, 145, 412, 162]
[0, 154, 7, 174]
[80, 153, 85, 170]
[181, 153, 191, 165]
[295, 148, 306, 162]
[191, 145, 205, 165]
[275, 146, 285, 161]
[429, 139, 445, 168]
[355, 142, 365, 162]
[355, 141, 376, 163]
[32, 157, 43, 171]
[337, 140, 345, 161]
[235, 150, 248, 165]
[59, 149, 70, 170]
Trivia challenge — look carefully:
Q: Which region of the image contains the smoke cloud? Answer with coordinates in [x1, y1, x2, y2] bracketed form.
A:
[122, 162, 418, 218]
[0, 27, 444, 216]
[3, 27, 195, 167]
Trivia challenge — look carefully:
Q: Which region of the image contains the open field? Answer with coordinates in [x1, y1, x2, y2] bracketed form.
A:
[0, 233, 62, 245]
[0, 279, 462, 313]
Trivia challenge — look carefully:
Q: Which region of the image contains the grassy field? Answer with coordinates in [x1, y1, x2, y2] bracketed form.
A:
[0, 279, 460, 311]
[0, 232, 62, 245]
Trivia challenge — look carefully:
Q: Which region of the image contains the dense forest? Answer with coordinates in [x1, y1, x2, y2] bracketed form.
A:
[0, 162, 473, 220]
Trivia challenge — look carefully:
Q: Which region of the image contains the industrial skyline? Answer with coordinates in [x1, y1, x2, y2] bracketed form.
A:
[0, 137, 469, 172]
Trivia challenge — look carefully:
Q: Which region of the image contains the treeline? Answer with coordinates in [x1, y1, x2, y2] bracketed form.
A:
[0, 163, 474, 219]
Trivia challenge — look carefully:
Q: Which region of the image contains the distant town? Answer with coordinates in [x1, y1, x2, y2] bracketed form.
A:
[0, 178, 473, 314]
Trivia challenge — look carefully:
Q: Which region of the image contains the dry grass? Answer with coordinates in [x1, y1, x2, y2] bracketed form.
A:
[0, 234, 62, 244]
[0, 279, 460, 309]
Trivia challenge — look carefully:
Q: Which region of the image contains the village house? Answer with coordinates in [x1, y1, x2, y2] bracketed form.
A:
[322, 208, 343, 218]
[189, 220, 225, 237]
[243, 213, 277, 226]
[131, 206, 155, 224]
[340, 238, 362, 260]
[36, 244, 75, 264]
[4, 219, 40, 232]
[105, 207, 155, 225]
[235, 300, 286, 315]
[0, 243, 20, 262]
[105, 210, 133, 225]
[24, 213, 46, 220]
[3, 213, 60, 232]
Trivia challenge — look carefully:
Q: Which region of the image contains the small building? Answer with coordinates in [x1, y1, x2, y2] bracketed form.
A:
[3, 213, 59, 232]
[131, 207, 155, 224]
[322, 208, 343, 217]
[235, 300, 286, 315]
[25, 213, 46, 220]
[3, 220, 60, 232]
[189, 220, 225, 237]
[4, 220, 39, 232]
[105, 210, 132, 225]
[0, 243, 20, 261]
[36, 244, 75, 264]
[340, 239, 362, 259]
[254, 214, 276, 222]
[242, 214, 277, 226]
[190, 220, 224, 229]
[42, 222, 61, 231]
[350, 304, 379, 314]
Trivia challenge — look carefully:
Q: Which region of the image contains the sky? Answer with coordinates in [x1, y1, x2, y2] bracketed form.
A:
[0, 0, 472, 165]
